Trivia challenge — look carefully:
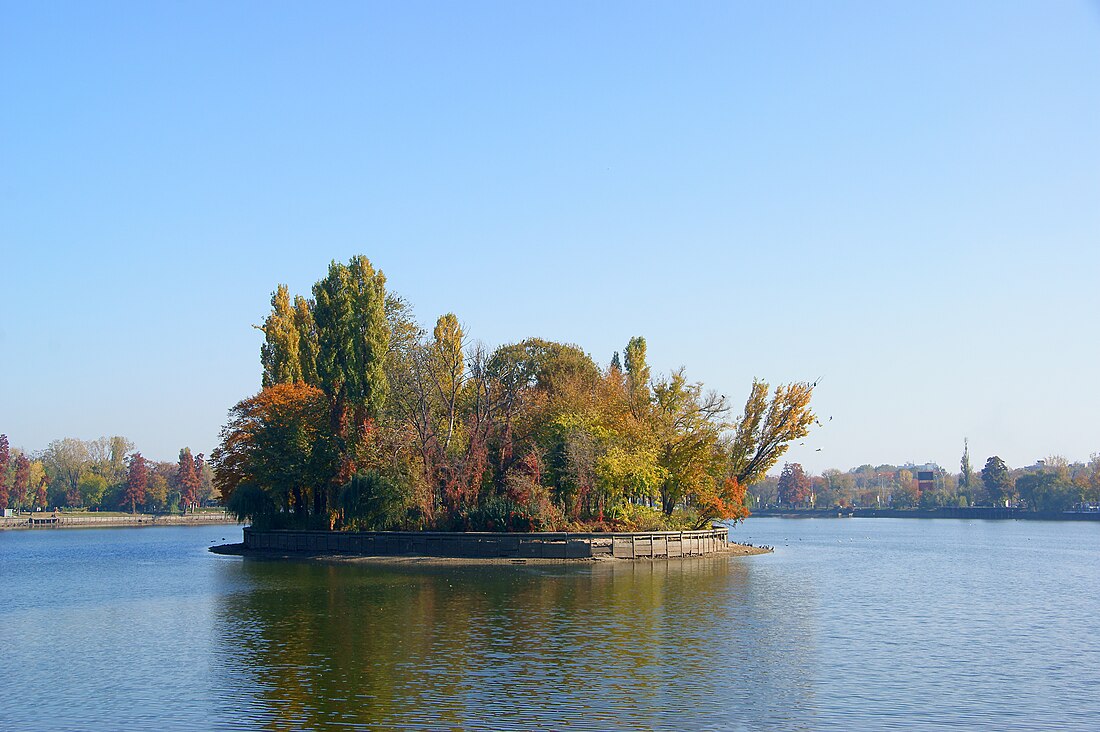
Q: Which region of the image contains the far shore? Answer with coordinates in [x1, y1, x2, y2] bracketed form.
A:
[750, 507, 1100, 521]
[0, 512, 240, 531]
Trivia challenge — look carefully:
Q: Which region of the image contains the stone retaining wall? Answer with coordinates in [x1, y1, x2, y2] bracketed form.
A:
[243, 527, 731, 560]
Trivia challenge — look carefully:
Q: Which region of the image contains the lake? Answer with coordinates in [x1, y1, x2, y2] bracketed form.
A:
[1, 518, 1097, 731]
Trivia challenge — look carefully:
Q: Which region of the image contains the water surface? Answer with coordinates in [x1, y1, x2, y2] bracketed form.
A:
[1, 519, 1096, 731]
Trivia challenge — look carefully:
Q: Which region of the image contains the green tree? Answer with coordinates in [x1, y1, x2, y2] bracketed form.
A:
[981, 456, 1015, 507]
[651, 369, 727, 515]
[1016, 471, 1078, 512]
[312, 255, 390, 422]
[623, 336, 651, 415]
[78, 473, 108, 508]
[960, 438, 972, 492]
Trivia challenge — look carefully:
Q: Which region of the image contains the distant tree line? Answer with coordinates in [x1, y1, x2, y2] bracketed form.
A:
[212, 255, 818, 532]
[757, 446, 1100, 513]
[0, 434, 215, 514]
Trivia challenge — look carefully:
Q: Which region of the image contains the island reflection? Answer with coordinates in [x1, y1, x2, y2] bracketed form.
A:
[212, 556, 817, 731]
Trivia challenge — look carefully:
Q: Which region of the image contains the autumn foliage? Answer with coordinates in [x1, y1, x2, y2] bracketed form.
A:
[212, 255, 818, 531]
[124, 453, 148, 514]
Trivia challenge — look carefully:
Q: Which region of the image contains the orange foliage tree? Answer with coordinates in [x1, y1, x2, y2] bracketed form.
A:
[693, 477, 750, 528]
[212, 382, 335, 523]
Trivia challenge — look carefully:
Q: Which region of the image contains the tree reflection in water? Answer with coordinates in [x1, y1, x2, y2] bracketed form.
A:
[213, 556, 816, 731]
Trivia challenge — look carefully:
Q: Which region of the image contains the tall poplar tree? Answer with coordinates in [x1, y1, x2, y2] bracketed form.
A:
[293, 294, 319, 385]
[312, 255, 390, 420]
[260, 284, 303, 387]
[311, 256, 390, 495]
[960, 438, 972, 491]
[623, 336, 651, 407]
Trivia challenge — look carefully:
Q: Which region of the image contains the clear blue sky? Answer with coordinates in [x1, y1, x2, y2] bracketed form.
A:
[2, 1, 1098, 474]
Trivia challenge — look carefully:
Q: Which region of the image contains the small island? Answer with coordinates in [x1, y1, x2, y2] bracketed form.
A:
[212, 256, 812, 559]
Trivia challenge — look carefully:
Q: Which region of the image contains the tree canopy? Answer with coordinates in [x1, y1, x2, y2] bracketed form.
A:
[215, 255, 818, 532]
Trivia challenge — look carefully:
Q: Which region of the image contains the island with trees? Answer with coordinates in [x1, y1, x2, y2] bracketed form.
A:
[211, 255, 815, 549]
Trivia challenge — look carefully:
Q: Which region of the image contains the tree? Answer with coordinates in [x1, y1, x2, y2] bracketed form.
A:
[1016, 471, 1077, 512]
[892, 469, 919, 507]
[0, 434, 9, 508]
[194, 453, 211, 506]
[960, 438, 972, 492]
[34, 476, 48, 510]
[146, 473, 169, 512]
[124, 453, 148, 514]
[211, 382, 335, 523]
[981, 456, 1015, 507]
[650, 369, 727, 515]
[623, 336, 651, 413]
[78, 473, 108, 508]
[43, 438, 91, 506]
[176, 448, 201, 513]
[313, 255, 390, 422]
[729, 380, 816, 487]
[693, 477, 750, 528]
[293, 294, 319, 385]
[260, 284, 303, 387]
[339, 471, 407, 530]
[13, 454, 31, 509]
[778, 462, 812, 506]
[87, 436, 133, 485]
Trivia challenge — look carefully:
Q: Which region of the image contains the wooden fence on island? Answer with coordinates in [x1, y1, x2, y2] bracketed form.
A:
[242, 527, 732, 560]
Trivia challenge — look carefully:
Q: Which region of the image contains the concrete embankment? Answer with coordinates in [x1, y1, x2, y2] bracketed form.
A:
[213, 526, 772, 563]
[0, 513, 240, 530]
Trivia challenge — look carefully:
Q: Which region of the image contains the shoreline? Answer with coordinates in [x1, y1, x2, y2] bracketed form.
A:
[0, 514, 241, 531]
[210, 540, 772, 564]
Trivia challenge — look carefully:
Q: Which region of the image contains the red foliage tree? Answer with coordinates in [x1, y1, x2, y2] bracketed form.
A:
[35, 477, 49, 510]
[124, 453, 148, 514]
[13, 454, 31, 508]
[778, 462, 813, 507]
[176, 448, 200, 513]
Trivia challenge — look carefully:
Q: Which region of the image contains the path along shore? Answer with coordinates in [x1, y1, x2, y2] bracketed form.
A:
[0, 513, 240, 530]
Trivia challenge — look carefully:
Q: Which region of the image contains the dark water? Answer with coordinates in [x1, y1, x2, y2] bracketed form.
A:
[1, 519, 1097, 731]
